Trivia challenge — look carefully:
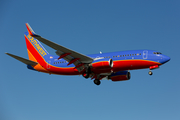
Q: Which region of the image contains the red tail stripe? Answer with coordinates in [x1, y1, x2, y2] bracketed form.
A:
[26, 23, 34, 36]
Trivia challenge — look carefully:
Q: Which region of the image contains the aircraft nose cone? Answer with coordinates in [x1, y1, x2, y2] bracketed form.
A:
[163, 55, 170, 64]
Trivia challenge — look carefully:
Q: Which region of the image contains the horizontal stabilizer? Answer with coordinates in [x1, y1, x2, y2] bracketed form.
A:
[5, 53, 38, 65]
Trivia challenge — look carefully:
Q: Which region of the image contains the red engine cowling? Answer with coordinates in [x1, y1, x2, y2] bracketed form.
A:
[90, 58, 113, 69]
[109, 71, 131, 81]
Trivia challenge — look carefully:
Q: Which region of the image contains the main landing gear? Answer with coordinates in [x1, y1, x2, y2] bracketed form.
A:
[82, 67, 91, 79]
[82, 67, 101, 85]
[93, 79, 101, 85]
[148, 71, 153, 75]
[82, 73, 89, 78]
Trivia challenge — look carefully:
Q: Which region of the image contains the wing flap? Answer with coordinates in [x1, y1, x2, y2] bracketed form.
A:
[55, 50, 85, 72]
[5, 53, 38, 65]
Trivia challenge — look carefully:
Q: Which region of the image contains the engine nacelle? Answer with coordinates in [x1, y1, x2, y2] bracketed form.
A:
[109, 71, 131, 81]
[90, 58, 113, 69]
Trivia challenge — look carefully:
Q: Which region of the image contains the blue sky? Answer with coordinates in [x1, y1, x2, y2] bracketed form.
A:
[0, 0, 180, 120]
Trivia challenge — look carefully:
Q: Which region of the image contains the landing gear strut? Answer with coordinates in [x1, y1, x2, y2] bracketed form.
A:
[148, 71, 153, 75]
[93, 79, 101, 85]
[82, 67, 91, 79]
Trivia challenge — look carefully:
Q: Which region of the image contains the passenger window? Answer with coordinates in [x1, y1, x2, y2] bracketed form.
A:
[153, 52, 162, 54]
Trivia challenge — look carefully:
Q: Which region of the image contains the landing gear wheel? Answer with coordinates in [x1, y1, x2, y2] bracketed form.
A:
[148, 71, 153, 75]
[82, 73, 89, 79]
[94, 79, 101, 85]
[82, 67, 91, 79]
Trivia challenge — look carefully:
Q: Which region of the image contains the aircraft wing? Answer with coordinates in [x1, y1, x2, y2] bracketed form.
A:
[5, 53, 38, 65]
[33, 35, 93, 63]
[26, 23, 94, 72]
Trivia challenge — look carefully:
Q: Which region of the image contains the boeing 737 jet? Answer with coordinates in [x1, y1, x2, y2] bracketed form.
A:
[6, 23, 170, 85]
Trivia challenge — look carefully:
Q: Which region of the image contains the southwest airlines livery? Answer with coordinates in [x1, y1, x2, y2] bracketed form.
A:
[6, 23, 170, 85]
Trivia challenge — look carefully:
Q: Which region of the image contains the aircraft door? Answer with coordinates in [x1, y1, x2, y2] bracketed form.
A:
[143, 50, 148, 59]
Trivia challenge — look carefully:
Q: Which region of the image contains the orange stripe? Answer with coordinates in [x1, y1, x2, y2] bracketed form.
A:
[27, 49, 49, 73]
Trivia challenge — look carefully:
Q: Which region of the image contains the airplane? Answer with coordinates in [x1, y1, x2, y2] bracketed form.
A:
[5, 23, 171, 85]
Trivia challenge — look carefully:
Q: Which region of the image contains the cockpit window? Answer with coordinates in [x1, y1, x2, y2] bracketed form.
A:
[153, 52, 162, 54]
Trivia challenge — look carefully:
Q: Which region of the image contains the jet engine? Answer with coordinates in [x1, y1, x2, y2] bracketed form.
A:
[90, 58, 113, 69]
[108, 71, 131, 81]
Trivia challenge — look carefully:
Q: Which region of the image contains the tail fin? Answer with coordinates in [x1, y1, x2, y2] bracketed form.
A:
[24, 23, 49, 62]
[25, 23, 36, 36]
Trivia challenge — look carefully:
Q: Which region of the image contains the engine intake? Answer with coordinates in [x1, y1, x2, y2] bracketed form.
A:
[109, 71, 131, 81]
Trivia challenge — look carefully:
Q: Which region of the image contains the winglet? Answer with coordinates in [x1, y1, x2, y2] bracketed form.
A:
[25, 23, 37, 36]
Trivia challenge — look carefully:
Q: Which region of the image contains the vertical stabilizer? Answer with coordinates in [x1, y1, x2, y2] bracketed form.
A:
[24, 32, 49, 62]
[24, 23, 50, 73]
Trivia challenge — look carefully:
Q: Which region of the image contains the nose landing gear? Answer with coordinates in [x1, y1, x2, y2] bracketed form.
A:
[148, 71, 153, 75]
[148, 65, 159, 75]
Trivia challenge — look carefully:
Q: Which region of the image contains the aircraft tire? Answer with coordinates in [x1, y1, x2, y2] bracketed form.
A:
[82, 73, 89, 79]
[94, 79, 101, 85]
[149, 71, 153, 75]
